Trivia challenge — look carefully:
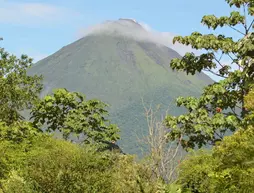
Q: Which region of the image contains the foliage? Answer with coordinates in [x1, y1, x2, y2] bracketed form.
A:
[0, 48, 42, 125]
[177, 126, 254, 193]
[21, 137, 115, 193]
[243, 85, 254, 125]
[0, 121, 43, 180]
[31, 88, 120, 145]
[0, 170, 34, 193]
[0, 121, 42, 144]
[0, 34, 184, 193]
[109, 154, 165, 193]
[176, 87, 254, 193]
[0, 132, 168, 193]
[165, 0, 254, 149]
[0, 135, 114, 192]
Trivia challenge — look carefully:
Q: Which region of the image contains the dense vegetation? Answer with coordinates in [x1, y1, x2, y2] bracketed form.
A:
[165, 0, 254, 149]
[0, 0, 253, 192]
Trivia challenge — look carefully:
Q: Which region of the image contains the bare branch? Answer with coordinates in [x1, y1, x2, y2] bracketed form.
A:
[214, 131, 223, 140]
[227, 53, 235, 62]
[243, 4, 248, 33]
[203, 69, 228, 78]
[228, 25, 245, 36]
[229, 107, 239, 117]
[247, 19, 254, 33]
[235, 104, 242, 111]
[227, 53, 243, 70]
[138, 101, 184, 183]
[218, 52, 224, 62]
[214, 57, 225, 68]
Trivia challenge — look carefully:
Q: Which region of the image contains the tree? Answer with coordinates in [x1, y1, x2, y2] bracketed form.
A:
[176, 87, 254, 193]
[165, 0, 254, 149]
[140, 103, 183, 184]
[31, 88, 120, 145]
[0, 48, 43, 125]
[0, 121, 42, 144]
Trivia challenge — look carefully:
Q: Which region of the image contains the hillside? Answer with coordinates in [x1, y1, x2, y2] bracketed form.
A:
[28, 19, 213, 154]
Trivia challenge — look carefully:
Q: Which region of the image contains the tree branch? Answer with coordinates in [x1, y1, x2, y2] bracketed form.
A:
[214, 57, 225, 68]
[235, 104, 242, 110]
[218, 52, 224, 62]
[214, 131, 223, 140]
[243, 5, 248, 33]
[247, 19, 254, 33]
[230, 107, 238, 116]
[228, 25, 245, 36]
[203, 69, 228, 78]
[227, 53, 243, 70]
[227, 53, 235, 62]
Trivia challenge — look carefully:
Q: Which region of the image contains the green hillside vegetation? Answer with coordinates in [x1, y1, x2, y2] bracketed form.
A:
[28, 29, 213, 154]
[0, 0, 253, 192]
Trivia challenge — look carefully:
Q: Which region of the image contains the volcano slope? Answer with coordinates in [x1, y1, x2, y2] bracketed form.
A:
[28, 19, 213, 154]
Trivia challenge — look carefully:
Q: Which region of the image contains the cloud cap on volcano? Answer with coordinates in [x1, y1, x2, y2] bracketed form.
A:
[77, 18, 193, 56]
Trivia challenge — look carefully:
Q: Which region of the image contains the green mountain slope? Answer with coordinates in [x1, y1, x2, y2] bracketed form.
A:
[28, 19, 213, 154]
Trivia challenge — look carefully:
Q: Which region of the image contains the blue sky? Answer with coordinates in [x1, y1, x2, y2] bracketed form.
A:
[1, 0, 240, 63]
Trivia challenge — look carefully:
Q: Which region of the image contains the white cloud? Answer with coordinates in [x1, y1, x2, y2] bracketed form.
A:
[139, 22, 152, 31]
[77, 19, 194, 56]
[0, 2, 80, 25]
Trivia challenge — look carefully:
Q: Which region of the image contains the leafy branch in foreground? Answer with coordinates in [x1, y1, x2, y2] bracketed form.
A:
[177, 86, 254, 193]
[31, 88, 120, 145]
[165, 0, 254, 149]
[0, 48, 43, 125]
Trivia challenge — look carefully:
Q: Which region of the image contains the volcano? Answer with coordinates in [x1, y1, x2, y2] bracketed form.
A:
[28, 19, 213, 154]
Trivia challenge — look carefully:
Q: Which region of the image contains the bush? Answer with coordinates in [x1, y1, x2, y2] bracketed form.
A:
[0, 134, 166, 193]
[177, 127, 254, 193]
